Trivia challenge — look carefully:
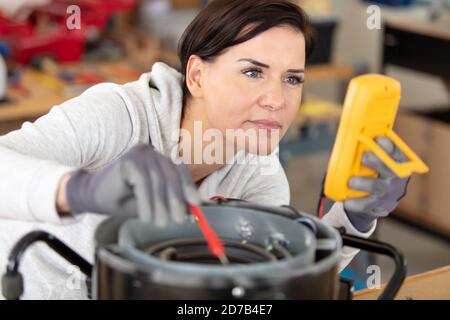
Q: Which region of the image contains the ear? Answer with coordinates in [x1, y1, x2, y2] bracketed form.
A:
[185, 55, 205, 99]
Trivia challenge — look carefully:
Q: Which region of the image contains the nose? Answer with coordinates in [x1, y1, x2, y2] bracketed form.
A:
[259, 81, 286, 111]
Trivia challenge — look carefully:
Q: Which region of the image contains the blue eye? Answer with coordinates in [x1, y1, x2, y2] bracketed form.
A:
[243, 68, 262, 79]
[285, 76, 304, 86]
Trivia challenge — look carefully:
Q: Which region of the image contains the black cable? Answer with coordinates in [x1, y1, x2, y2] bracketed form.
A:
[316, 172, 327, 218]
[2, 230, 93, 300]
[5, 230, 92, 276]
[204, 200, 301, 220]
[341, 233, 407, 300]
[269, 241, 293, 260]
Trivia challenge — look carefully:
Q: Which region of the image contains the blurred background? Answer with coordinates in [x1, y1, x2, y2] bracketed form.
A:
[0, 0, 449, 292]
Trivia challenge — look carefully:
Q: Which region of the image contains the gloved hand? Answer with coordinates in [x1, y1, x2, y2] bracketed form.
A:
[66, 144, 200, 228]
[344, 137, 410, 232]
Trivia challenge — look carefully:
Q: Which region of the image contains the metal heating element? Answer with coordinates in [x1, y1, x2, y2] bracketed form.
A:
[144, 238, 293, 264]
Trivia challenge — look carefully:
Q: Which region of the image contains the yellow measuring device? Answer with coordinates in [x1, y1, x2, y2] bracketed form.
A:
[324, 74, 429, 201]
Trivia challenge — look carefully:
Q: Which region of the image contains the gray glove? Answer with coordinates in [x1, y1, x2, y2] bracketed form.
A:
[66, 144, 200, 228]
[344, 137, 410, 232]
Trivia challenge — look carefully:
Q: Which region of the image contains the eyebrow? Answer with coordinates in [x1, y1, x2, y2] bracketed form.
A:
[237, 58, 304, 73]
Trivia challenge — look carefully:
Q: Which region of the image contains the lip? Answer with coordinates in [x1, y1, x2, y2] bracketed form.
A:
[248, 119, 282, 130]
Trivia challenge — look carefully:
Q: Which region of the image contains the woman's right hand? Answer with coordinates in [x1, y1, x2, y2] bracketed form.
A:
[60, 144, 199, 228]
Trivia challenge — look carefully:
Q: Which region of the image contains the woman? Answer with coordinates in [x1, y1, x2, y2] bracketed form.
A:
[0, 0, 409, 299]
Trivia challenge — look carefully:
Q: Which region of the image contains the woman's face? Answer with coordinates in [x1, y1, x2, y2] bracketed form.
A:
[194, 25, 306, 156]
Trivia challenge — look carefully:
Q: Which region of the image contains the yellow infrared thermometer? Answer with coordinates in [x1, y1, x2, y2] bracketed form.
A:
[324, 74, 429, 201]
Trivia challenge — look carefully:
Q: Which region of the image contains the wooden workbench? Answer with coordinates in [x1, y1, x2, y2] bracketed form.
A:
[0, 60, 144, 135]
[353, 265, 450, 300]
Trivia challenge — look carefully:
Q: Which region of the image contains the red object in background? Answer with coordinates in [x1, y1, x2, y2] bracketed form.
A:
[33, 0, 136, 29]
[0, 16, 32, 37]
[16, 27, 86, 65]
[0, 0, 136, 65]
[74, 72, 105, 84]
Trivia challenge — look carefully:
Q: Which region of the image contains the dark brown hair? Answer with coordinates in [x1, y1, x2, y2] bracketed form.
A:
[177, 0, 316, 106]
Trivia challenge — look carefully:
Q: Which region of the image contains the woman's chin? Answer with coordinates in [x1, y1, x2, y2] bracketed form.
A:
[245, 140, 279, 156]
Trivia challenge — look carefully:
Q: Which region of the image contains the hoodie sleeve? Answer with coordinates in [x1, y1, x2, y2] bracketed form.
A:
[0, 84, 139, 224]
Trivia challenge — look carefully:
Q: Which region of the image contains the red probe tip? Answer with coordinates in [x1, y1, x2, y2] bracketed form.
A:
[189, 204, 228, 264]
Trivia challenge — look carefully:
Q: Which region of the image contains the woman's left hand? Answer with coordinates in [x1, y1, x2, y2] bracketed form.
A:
[343, 137, 410, 232]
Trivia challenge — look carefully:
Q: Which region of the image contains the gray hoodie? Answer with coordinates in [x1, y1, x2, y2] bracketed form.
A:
[0, 62, 374, 299]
